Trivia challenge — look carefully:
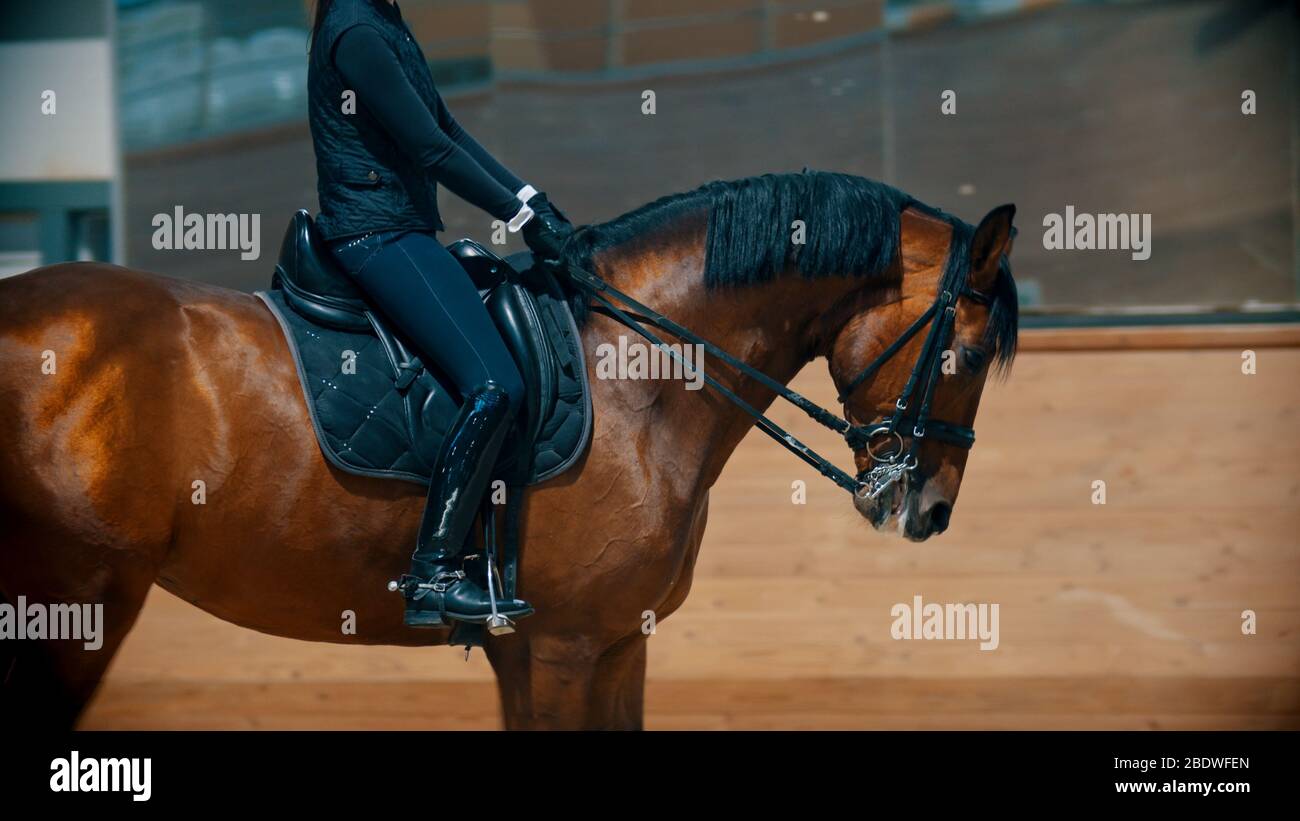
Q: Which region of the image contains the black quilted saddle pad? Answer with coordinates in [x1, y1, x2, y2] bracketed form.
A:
[256, 269, 592, 487]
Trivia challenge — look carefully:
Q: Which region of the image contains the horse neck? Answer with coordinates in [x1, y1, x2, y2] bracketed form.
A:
[585, 222, 873, 491]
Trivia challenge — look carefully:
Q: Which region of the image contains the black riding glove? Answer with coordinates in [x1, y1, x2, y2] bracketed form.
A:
[529, 192, 572, 230]
[521, 192, 574, 263]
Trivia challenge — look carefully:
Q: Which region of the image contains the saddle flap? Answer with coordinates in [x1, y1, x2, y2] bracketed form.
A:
[486, 282, 550, 475]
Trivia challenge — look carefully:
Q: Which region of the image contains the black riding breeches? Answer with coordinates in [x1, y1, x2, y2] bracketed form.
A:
[328, 229, 526, 414]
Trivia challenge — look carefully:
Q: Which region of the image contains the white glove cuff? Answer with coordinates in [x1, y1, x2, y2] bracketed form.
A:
[507, 185, 540, 233]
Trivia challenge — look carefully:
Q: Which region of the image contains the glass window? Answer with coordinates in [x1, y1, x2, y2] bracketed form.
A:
[0, 212, 41, 279]
[71, 209, 112, 263]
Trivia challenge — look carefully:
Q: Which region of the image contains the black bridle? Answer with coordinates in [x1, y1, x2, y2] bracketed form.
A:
[838, 219, 988, 499]
[555, 217, 985, 500]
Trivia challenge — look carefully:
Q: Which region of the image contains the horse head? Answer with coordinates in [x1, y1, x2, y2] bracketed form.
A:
[831, 204, 1018, 541]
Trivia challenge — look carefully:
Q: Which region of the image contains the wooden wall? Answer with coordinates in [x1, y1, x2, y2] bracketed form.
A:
[489, 0, 884, 76]
[296, 1, 885, 79]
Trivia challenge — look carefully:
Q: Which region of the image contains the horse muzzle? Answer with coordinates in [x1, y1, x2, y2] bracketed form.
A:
[853, 471, 953, 542]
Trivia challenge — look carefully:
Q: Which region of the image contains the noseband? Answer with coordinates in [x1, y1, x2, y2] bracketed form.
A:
[838, 219, 988, 499]
[556, 215, 987, 499]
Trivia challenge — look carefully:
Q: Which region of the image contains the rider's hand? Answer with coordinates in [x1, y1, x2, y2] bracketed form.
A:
[528, 192, 572, 232]
[521, 191, 574, 262]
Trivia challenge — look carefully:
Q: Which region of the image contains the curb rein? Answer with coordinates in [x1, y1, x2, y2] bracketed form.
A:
[550, 218, 986, 500]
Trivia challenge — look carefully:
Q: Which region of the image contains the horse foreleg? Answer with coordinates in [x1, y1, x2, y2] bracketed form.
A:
[487, 632, 646, 730]
[585, 635, 647, 730]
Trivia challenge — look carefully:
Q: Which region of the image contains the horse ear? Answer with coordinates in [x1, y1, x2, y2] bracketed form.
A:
[969, 204, 1015, 292]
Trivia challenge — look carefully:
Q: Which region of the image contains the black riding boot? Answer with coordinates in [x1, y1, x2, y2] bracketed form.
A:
[395, 382, 533, 627]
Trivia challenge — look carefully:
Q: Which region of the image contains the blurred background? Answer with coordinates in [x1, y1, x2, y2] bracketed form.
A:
[3, 0, 1295, 313]
[1, 0, 1297, 728]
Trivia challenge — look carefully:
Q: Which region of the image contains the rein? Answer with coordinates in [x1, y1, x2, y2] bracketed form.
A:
[551, 218, 983, 499]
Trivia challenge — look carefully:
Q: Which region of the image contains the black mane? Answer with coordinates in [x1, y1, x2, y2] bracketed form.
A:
[559, 170, 1017, 370]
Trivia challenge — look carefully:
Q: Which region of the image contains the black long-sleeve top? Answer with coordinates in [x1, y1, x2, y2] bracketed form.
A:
[331, 23, 525, 222]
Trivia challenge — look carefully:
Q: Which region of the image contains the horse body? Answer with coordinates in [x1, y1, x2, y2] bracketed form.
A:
[1, 184, 1012, 729]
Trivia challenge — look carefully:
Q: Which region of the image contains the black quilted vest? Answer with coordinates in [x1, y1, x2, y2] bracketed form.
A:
[309, 0, 445, 240]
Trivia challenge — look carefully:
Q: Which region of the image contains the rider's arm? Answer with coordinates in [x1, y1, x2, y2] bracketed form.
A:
[431, 92, 526, 196]
[332, 24, 525, 223]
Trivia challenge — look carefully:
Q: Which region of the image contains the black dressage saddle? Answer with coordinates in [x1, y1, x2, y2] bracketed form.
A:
[257, 210, 592, 488]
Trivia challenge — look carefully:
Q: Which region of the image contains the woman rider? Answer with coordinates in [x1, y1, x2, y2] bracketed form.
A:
[307, 0, 572, 628]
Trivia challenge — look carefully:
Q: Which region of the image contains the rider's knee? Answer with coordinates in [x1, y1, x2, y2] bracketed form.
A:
[479, 372, 525, 418]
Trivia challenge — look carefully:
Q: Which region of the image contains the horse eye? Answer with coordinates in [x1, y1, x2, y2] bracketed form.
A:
[963, 348, 987, 372]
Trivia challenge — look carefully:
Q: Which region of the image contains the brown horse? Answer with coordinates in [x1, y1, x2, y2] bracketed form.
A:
[0, 174, 1016, 729]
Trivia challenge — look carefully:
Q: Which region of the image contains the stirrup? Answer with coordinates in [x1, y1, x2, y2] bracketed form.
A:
[481, 560, 515, 637]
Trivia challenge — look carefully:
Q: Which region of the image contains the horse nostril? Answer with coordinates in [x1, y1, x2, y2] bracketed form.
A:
[929, 502, 952, 535]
